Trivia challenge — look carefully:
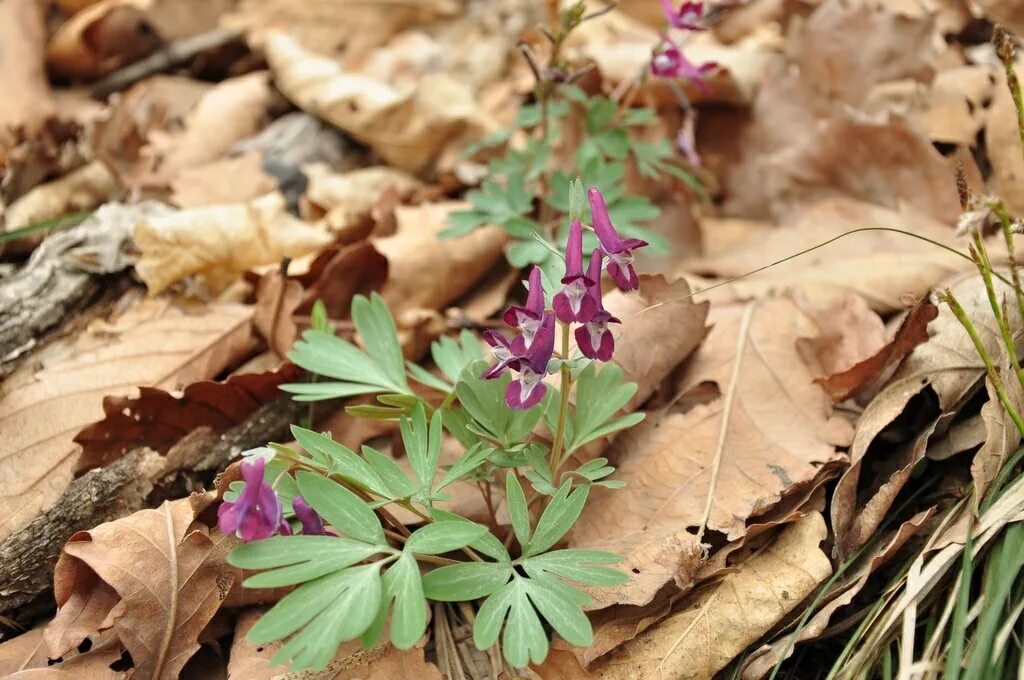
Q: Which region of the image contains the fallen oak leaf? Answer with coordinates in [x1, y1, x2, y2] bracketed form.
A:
[132, 192, 333, 295]
[45, 493, 233, 680]
[0, 296, 256, 541]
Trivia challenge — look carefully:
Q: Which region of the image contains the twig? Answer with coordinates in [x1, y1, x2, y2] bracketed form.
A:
[91, 28, 243, 99]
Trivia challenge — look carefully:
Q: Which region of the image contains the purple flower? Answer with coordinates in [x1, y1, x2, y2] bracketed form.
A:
[650, 37, 718, 94]
[218, 457, 283, 542]
[505, 313, 555, 410]
[661, 0, 706, 30]
[503, 267, 546, 347]
[482, 329, 525, 379]
[575, 250, 620, 361]
[292, 495, 326, 535]
[553, 220, 598, 323]
[587, 187, 647, 292]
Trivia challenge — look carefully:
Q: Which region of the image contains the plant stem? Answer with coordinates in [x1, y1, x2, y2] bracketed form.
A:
[548, 321, 573, 480]
[991, 200, 1024, 321]
[940, 289, 1024, 438]
[971, 232, 1024, 396]
[995, 25, 1024, 157]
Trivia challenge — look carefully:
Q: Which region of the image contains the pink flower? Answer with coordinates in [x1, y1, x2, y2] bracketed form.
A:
[292, 495, 326, 535]
[587, 187, 647, 291]
[661, 0, 706, 30]
[505, 313, 555, 410]
[553, 220, 598, 323]
[651, 37, 718, 94]
[503, 267, 546, 347]
[218, 457, 283, 542]
[575, 250, 620, 361]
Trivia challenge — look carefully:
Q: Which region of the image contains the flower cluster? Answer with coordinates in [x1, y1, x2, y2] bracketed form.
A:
[483, 187, 647, 410]
[650, 1, 718, 93]
[218, 455, 326, 542]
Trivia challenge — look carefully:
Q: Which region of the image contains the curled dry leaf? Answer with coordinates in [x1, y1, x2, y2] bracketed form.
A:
[741, 508, 936, 679]
[789, 0, 937, 105]
[302, 164, 423, 235]
[797, 294, 888, 384]
[809, 296, 939, 403]
[581, 512, 832, 680]
[374, 201, 506, 316]
[133, 192, 333, 295]
[2, 161, 121, 235]
[0, 626, 125, 679]
[169, 152, 277, 209]
[227, 608, 444, 680]
[74, 364, 299, 470]
[571, 299, 843, 609]
[265, 32, 488, 174]
[0, 0, 54, 151]
[831, 272, 1022, 557]
[0, 297, 255, 541]
[685, 198, 968, 314]
[45, 494, 233, 680]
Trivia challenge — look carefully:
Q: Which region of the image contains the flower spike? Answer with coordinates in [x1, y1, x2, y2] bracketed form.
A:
[553, 220, 598, 322]
[587, 187, 648, 291]
[217, 456, 283, 542]
[575, 250, 620, 361]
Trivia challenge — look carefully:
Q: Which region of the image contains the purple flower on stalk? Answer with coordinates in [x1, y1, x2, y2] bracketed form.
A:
[575, 250, 620, 361]
[482, 329, 525, 379]
[503, 267, 546, 347]
[292, 495, 326, 535]
[650, 37, 718, 94]
[505, 313, 556, 410]
[553, 220, 598, 323]
[661, 0, 706, 30]
[218, 457, 283, 542]
[587, 187, 647, 292]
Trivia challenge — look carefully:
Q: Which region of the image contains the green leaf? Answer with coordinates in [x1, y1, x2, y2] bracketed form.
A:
[442, 209, 489, 238]
[457, 362, 547, 448]
[402, 404, 435, 489]
[383, 552, 427, 649]
[430, 510, 511, 562]
[526, 482, 589, 556]
[432, 330, 485, 383]
[295, 472, 384, 545]
[263, 564, 383, 671]
[522, 575, 593, 646]
[230, 536, 384, 588]
[506, 473, 531, 549]
[422, 562, 513, 601]
[310, 299, 332, 334]
[569, 364, 639, 452]
[473, 580, 516, 650]
[280, 381, 382, 401]
[523, 549, 628, 586]
[405, 521, 489, 555]
[502, 580, 549, 668]
[594, 129, 630, 160]
[291, 426, 387, 495]
[506, 239, 552, 267]
[361, 446, 417, 498]
[436, 442, 491, 492]
[352, 294, 408, 393]
[405, 362, 452, 392]
[622, 107, 658, 126]
[286, 321, 408, 399]
[574, 412, 645, 451]
[585, 96, 616, 133]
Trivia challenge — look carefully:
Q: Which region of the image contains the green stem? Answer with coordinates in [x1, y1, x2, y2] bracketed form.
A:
[941, 289, 1024, 438]
[547, 321, 573, 481]
[971, 232, 1024, 397]
[991, 200, 1024, 321]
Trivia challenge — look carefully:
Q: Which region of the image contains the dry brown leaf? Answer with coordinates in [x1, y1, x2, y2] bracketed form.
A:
[816, 297, 939, 402]
[133, 192, 333, 295]
[170, 153, 278, 209]
[975, 1, 1024, 37]
[582, 512, 832, 680]
[831, 272, 1021, 557]
[0, 0, 54, 151]
[227, 608, 444, 679]
[599, 277, 710, 412]
[797, 294, 888, 382]
[972, 343, 1024, 503]
[0, 627, 51, 674]
[74, 365, 299, 470]
[374, 201, 506, 315]
[724, 70, 960, 223]
[252, 272, 303, 358]
[928, 413, 987, 461]
[684, 198, 968, 314]
[265, 32, 488, 174]
[789, 0, 937, 105]
[0, 297, 255, 540]
[2, 161, 121, 234]
[0, 627, 124, 679]
[741, 508, 936, 679]
[571, 299, 842, 607]
[46, 494, 232, 679]
[302, 164, 423, 235]
[986, 61, 1024, 217]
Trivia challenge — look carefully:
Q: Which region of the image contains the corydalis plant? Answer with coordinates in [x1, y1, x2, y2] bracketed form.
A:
[219, 185, 647, 672]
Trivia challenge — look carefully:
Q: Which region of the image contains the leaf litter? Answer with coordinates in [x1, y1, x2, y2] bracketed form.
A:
[0, 0, 1022, 678]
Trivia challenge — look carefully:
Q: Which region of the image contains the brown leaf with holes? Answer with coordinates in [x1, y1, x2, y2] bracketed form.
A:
[570, 298, 844, 609]
[45, 494, 233, 680]
[0, 297, 255, 541]
[74, 364, 298, 471]
[0, 626, 125, 679]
